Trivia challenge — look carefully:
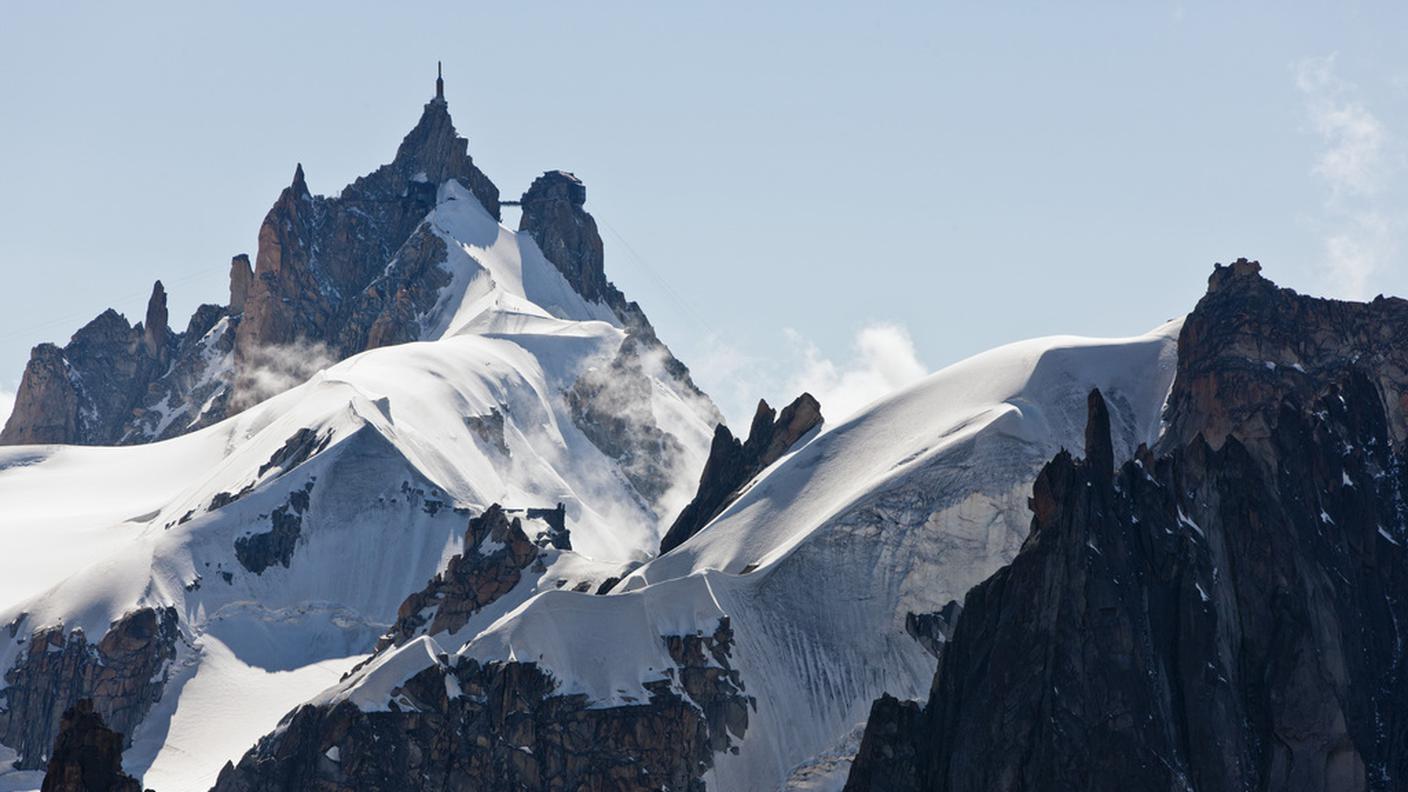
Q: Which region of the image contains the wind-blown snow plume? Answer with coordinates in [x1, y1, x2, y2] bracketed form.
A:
[1295, 54, 1399, 298]
[233, 340, 337, 409]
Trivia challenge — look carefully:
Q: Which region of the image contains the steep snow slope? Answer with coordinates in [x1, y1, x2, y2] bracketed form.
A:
[0, 181, 715, 790]
[312, 319, 1182, 791]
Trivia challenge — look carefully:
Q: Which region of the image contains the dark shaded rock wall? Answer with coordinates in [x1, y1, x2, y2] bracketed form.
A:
[845, 263, 1408, 792]
[660, 393, 823, 554]
[0, 279, 230, 446]
[847, 378, 1408, 791]
[39, 699, 145, 792]
[210, 618, 753, 792]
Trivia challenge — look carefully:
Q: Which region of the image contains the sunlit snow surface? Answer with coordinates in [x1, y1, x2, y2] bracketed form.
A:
[0, 182, 714, 790]
[329, 317, 1183, 791]
[0, 178, 1181, 791]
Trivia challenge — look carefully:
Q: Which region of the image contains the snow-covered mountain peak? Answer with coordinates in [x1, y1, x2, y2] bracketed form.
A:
[0, 82, 723, 789]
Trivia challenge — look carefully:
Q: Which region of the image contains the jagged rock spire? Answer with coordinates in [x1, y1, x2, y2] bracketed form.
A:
[291, 162, 308, 196]
[142, 280, 170, 360]
[229, 254, 252, 314]
[1084, 387, 1113, 478]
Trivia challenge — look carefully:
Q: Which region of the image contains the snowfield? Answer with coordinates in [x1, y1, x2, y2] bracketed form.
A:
[316, 315, 1184, 791]
[0, 181, 714, 791]
[0, 177, 1183, 792]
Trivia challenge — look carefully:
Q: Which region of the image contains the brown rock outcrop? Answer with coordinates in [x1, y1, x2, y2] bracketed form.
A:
[228, 254, 253, 314]
[0, 608, 179, 771]
[1165, 257, 1408, 455]
[519, 171, 606, 303]
[0, 343, 78, 444]
[376, 504, 540, 651]
[140, 281, 171, 362]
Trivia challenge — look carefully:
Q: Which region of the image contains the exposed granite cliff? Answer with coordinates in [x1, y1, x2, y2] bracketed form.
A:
[0, 275, 230, 446]
[1166, 257, 1408, 453]
[3, 88, 716, 508]
[229, 92, 498, 404]
[845, 264, 1408, 792]
[0, 608, 179, 771]
[660, 393, 823, 554]
[39, 700, 145, 792]
[0, 282, 176, 446]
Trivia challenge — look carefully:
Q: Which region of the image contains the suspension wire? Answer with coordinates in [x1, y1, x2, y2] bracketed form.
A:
[0, 264, 226, 344]
[598, 217, 716, 338]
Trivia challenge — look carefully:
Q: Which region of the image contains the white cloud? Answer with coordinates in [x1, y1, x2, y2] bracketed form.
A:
[783, 324, 928, 424]
[1296, 55, 1387, 198]
[1324, 212, 1394, 298]
[1295, 54, 1399, 298]
[0, 388, 13, 429]
[693, 323, 928, 432]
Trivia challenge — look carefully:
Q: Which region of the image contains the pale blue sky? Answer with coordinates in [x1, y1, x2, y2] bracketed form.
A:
[3, 2, 1406, 427]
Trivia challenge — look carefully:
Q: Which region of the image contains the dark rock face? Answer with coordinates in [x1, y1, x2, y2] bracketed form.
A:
[231, 96, 498, 404]
[1165, 257, 1408, 455]
[234, 482, 316, 574]
[660, 393, 823, 554]
[210, 618, 752, 792]
[375, 504, 541, 651]
[2, 307, 160, 445]
[845, 694, 925, 792]
[463, 407, 508, 456]
[229, 254, 253, 314]
[904, 601, 962, 662]
[0, 608, 179, 771]
[845, 265, 1408, 792]
[257, 427, 329, 478]
[340, 225, 452, 353]
[40, 699, 144, 792]
[3, 87, 501, 446]
[0, 281, 233, 446]
[519, 171, 607, 303]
